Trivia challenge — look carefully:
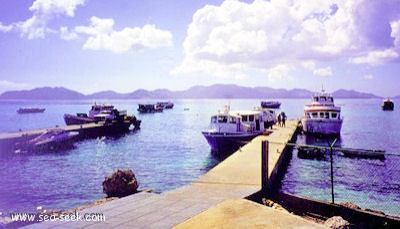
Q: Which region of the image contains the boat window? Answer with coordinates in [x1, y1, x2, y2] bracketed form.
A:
[330, 97, 334, 102]
[321, 96, 326, 101]
[331, 112, 337, 119]
[229, 117, 236, 123]
[218, 116, 228, 123]
[306, 113, 311, 118]
[249, 115, 254, 122]
[319, 112, 324, 118]
[242, 115, 248, 122]
[211, 116, 217, 123]
[314, 97, 319, 102]
[325, 112, 329, 119]
[312, 112, 318, 118]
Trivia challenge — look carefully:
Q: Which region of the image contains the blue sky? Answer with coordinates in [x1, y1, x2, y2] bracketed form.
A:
[0, 0, 399, 97]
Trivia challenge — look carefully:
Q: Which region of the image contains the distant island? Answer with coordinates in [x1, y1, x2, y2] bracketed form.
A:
[0, 84, 390, 100]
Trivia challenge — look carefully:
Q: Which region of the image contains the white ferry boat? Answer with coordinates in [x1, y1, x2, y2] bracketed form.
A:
[301, 89, 343, 135]
[202, 106, 276, 158]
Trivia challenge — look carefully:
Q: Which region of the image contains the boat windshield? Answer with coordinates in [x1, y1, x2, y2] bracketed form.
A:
[217, 116, 228, 123]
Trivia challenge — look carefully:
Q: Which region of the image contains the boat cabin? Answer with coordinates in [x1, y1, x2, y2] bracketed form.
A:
[93, 109, 128, 123]
[311, 93, 335, 106]
[89, 104, 114, 117]
[304, 110, 341, 120]
[209, 114, 252, 133]
[304, 90, 341, 120]
[208, 109, 266, 134]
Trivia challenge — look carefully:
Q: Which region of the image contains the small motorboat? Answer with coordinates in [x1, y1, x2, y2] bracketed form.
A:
[382, 98, 394, 111]
[26, 128, 79, 152]
[297, 146, 325, 159]
[261, 101, 281, 109]
[156, 101, 174, 109]
[17, 107, 45, 114]
[137, 104, 163, 113]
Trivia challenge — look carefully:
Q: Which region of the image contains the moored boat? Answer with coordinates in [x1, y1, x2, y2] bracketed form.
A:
[157, 101, 174, 109]
[202, 106, 276, 158]
[382, 98, 394, 111]
[25, 128, 79, 152]
[297, 146, 325, 159]
[137, 104, 163, 113]
[64, 103, 141, 130]
[64, 104, 115, 125]
[301, 88, 343, 135]
[17, 107, 45, 114]
[261, 100, 281, 109]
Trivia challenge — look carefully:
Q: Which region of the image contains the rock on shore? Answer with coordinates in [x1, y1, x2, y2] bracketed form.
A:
[102, 169, 139, 197]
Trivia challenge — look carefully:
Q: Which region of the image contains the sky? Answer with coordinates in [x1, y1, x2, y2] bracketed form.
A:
[0, 0, 400, 97]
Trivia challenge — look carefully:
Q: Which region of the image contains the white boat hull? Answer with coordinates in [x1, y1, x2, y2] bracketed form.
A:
[301, 118, 342, 135]
[202, 131, 259, 158]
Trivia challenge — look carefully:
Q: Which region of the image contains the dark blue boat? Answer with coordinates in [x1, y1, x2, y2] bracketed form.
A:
[17, 107, 45, 114]
[261, 101, 281, 109]
[382, 98, 394, 111]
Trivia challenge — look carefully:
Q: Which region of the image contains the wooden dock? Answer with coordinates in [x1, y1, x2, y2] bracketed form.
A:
[22, 120, 326, 228]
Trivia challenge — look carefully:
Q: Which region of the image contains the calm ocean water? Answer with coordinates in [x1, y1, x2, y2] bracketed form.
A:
[0, 99, 399, 217]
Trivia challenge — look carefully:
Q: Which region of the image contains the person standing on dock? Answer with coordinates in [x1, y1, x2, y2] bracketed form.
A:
[281, 112, 286, 127]
[277, 113, 282, 127]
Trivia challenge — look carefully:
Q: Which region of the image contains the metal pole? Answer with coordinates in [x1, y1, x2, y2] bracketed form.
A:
[329, 138, 337, 204]
[262, 140, 269, 198]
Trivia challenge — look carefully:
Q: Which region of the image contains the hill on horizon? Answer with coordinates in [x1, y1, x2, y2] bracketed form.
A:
[0, 84, 385, 100]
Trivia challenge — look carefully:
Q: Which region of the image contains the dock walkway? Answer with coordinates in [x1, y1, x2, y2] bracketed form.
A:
[24, 120, 325, 229]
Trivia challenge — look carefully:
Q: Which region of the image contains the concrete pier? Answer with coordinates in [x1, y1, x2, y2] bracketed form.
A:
[23, 120, 326, 228]
[0, 121, 135, 154]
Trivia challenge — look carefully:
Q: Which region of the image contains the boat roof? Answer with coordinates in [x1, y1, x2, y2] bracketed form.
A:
[92, 104, 114, 108]
[305, 88, 338, 107]
[230, 110, 263, 115]
[213, 109, 262, 117]
[304, 106, 341, 112]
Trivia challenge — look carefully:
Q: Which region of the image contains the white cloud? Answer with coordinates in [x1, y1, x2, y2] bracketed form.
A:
[75, 17, 173, 53]
[390, 19, 400, 48]
[301, 61, 316, 70]
[29, 0, 85, 17]
[173, 0, 400, 79]
[364, 74, 374, 80]
[313, 66, 333, 76]
[16, 0, 85, 39]
[350, 49, 399, 65]
[267, 64, 292, 82]
[0, 80, 32, 93]
[0, 22, 13, 32]
[60, 26, 78, 40]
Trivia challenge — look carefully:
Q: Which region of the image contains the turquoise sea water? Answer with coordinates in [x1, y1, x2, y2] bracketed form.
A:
[0, 99, 399, 216]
